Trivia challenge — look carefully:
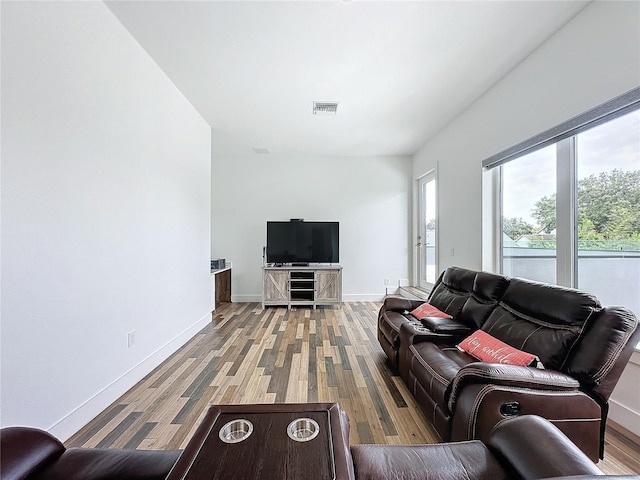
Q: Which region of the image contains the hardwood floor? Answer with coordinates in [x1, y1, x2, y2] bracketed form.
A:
[68, 302, 639, 474]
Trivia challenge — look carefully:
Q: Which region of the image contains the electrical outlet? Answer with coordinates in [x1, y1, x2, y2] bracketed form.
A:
[127, 330, 135, 348]
[384, 278, 391, 286]
[450, 248, 455, 256]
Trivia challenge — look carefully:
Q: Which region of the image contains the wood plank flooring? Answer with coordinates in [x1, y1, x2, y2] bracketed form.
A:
[67, 302, 639, 475]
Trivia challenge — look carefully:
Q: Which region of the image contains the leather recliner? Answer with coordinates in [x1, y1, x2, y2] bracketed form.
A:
[2, 414, 619, 480]
[0, 426, 181, 480]
[377, 266, 640, 461]
[351, 415, 607, 480]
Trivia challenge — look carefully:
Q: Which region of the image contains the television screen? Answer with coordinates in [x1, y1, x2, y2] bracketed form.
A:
[266, 221, 339, 264]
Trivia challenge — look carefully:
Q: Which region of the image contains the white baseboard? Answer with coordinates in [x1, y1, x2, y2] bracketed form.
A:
[231, 294, 262, 303]
[608, 349, 640, 437]
[342, 294, 386, 302]
[609, 398, 640, 438]
[48, 311, 212, 442]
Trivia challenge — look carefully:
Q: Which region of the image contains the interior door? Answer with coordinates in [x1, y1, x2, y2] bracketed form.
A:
[418, 171, 437, 289]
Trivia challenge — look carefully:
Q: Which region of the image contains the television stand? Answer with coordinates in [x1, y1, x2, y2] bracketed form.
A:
[262, 265, 342, 309]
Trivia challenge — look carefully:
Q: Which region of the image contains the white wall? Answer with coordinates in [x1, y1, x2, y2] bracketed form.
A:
[1, 2, 213, 440]
[609, 351, 640, 437]
[412, 1, 640, 434]
[413, 0, 640, 273]
[211, 153, 412, 301]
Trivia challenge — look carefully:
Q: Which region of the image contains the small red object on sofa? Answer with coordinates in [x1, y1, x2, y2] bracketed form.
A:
[410, 302, 452, 320]
[457, 330, 542, 367]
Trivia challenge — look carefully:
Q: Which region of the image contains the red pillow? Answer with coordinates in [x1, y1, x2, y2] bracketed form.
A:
[457, 330, 543, 368]
[410, 302, 452, 320]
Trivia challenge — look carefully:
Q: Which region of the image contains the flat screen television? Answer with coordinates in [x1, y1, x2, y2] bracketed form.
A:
[266, 221, 339, 265]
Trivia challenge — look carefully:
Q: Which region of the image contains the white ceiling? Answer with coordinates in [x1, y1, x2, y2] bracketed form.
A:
[106, 0, 589, 157]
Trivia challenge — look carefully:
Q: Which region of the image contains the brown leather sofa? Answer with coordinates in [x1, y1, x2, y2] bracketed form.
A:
[2, 414, 617, 480]
[351, 415, 607, 480]
[378, 266, 640, 461]
[0, 426, 181, 480]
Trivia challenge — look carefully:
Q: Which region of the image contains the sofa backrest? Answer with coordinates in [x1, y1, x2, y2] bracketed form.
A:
[481, 277, 602, 371]
[458, 271, 509, 329]
[428, 267, 508, 329]
[431, 267, 639, 401]
[564, 306, 640, 402]
[428, 267, 475, 317]
[485, 415, 603, 479]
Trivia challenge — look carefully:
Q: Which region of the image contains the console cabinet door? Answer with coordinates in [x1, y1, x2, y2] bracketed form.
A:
[263, 270, 289, 304]
[315, 270, 341, 303]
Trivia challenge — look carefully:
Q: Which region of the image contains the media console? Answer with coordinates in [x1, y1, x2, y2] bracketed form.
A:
[262, 265, 342, 309]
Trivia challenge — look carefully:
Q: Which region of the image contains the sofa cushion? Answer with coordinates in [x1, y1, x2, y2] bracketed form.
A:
[427, 267, 476, 317]
[351, 442, 507, 480]
[481, 278, 601, 371]
[457, 272, 509, 329]
[428, 268, 507, 330]
[410, 302, 452, 320]
[457, 330, 541, 367]
[472, 271, 509, 302]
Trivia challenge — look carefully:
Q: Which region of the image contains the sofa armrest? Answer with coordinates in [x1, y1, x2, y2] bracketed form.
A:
[486, 415, 603, 479]
[398, 321, 468, 345]
[541, 477, 632, 480]
[448, 363, 580, 412]
[380, 295, 424, 314]
[351, 442, 505, 480]
[397, 323, 464, 383]
[420, 316, 472, 334]
[0, 427, 66, 480]
[32, 448, 182, 480]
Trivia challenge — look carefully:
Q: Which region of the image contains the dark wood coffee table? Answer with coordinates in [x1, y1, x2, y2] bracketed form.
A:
[166, 402, 354, 480]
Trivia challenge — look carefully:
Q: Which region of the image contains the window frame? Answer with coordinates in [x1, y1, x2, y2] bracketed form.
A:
[482, 87, 640, 171]
[483, 86, 640, 301]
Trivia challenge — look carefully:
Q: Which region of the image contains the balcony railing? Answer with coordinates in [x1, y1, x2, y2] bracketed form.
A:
[503, 247, 639, 317]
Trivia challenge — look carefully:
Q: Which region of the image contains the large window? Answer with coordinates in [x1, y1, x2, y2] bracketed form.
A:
[484, 88, 640, 318]
[575, 111, 640, 310]
[501, 145, 557, 284]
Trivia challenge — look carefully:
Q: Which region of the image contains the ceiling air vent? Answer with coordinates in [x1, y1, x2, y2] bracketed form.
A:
[313, 101, 339, 115]
[252, 147, 271, 154]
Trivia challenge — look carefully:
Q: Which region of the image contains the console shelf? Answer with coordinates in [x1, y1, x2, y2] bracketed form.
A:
[262, 265, 342, 309]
